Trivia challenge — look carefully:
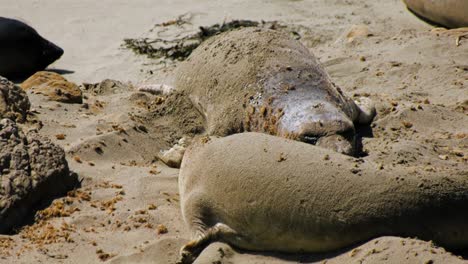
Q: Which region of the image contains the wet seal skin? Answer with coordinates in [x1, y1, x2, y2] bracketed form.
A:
[178, 133, 468, 264]
[403, 0, 468, 28]
[0, 17, 64, 79]
[175, 28, 375, 155]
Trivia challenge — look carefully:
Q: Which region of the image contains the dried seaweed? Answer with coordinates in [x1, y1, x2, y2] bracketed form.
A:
[123, 16, 300, 61]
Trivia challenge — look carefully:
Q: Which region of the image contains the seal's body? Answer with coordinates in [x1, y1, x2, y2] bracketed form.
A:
[403, 0, 468, 28]
[178, 133, 468, 264]
[0, 17, 64, 79]
[175, 28, 374, 155]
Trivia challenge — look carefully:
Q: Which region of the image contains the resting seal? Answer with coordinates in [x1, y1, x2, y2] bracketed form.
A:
[178, 133, 468, 263]
[403, 0, 468, 28]
[0, 17, 64, 79]
[175, 28, 375, 155]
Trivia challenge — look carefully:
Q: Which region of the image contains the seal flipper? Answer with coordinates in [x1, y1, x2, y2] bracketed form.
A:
[178, 223, 239, 264]
[353, 97, 376, 125]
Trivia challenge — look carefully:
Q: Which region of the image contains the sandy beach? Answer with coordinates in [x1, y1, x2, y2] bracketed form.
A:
[1, 0, 467, 263]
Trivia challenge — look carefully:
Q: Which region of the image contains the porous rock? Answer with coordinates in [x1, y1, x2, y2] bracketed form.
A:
[0, 77, 30, 122]
[0, 118, 79, 233]
[21, 71, 82, 104]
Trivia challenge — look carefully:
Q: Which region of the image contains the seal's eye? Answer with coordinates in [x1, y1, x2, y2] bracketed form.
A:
[301, 135, 318, 145]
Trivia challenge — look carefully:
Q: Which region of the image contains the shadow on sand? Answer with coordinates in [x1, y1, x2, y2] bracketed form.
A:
[9, 68, 75, 83]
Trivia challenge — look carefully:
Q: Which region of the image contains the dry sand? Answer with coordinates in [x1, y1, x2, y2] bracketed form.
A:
[1, 0, 467, 263]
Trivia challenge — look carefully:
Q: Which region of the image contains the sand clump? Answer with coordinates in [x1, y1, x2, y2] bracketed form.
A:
[129, 90, 205, 147]
[344, 25, 373, 43]
[81, 79, 133, 96]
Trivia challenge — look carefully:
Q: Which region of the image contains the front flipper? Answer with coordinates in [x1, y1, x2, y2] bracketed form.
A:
[432, 27, 468, 46]
[178, 223, 239, 264]
[353, 97, 376, 125]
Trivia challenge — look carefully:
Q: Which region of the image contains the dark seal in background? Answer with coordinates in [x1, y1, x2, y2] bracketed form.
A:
[0, 17, 64, 79]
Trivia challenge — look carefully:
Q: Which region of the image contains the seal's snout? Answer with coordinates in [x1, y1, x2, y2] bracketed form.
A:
[292, 109, 356, 155]
[316, 133, 355, 156]
[40, 40, 63, 67]
[278, 100, 358, 155]
[298, 123, 356, 155]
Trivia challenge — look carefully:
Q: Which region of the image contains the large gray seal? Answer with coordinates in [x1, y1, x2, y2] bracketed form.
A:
[403, 0, 468, 28]
[175, 28, 375, 155]
[178, 133, 468, 264]
[0, 17, 64, 79]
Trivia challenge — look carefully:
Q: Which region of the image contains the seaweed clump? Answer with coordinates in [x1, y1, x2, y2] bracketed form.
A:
[123, 15, 298, 61]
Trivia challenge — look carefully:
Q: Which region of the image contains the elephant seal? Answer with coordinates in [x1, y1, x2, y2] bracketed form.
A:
[178, 133, 468, 264]
[0, 17, 64, 79]
[403, 0, 468, 28]
[175, 28, 375, 155]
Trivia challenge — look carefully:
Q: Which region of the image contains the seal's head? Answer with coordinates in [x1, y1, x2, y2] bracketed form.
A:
[0, 17, 64, 79]
[278, 100, 356, 155]
[244, 67, 362, 156]
[245, 94, 359, 156]
[37, 39, 64, 71]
